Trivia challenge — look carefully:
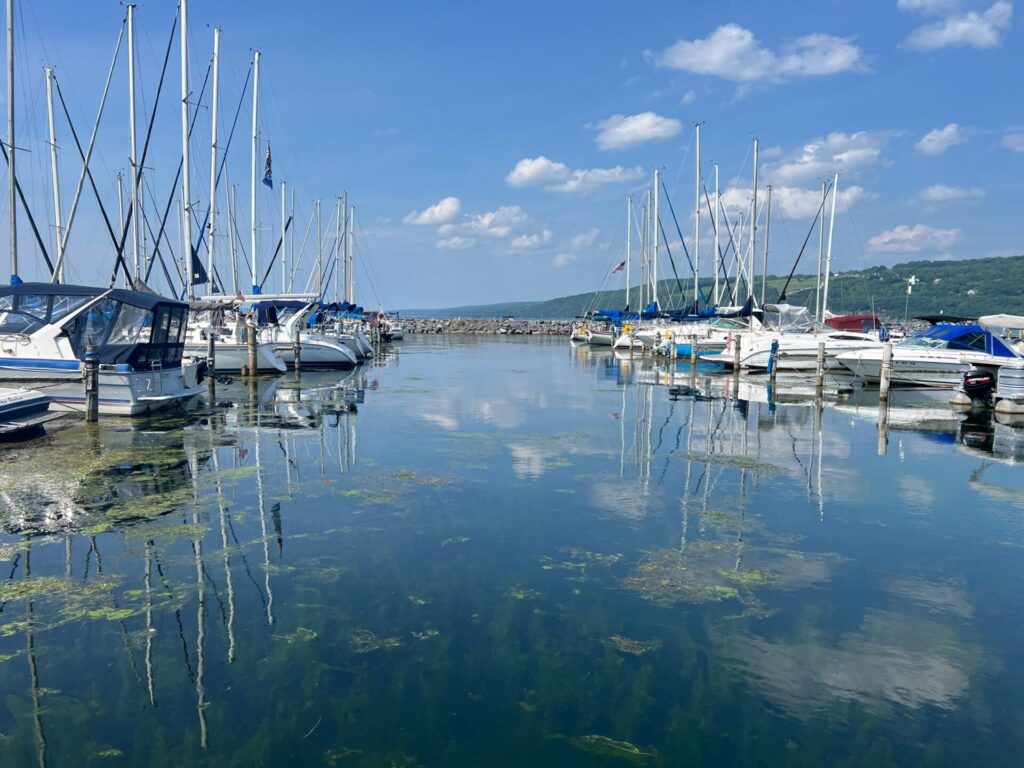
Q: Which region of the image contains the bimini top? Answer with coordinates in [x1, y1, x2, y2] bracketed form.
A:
[0, 282, 190, 367]
[905, 323, 1020, 358]
[0, 281, 187, 312]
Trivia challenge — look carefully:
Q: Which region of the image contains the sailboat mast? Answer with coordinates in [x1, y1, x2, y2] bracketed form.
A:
[652, 169, 659, 309]
[341, 191, 348, 302]
[815, 180, 825, 321]
[229, 183, 238, 294]
[625, 195, 631, 311]
[693, 123, 700, 306]
[713, 163, 720, 305]
[45, 67, 63, 282]
[750, 137, 758, 303]
[822, 173, 838, 320]
[127, 3, 140, 283]
[334, 196, 341, 303]
[180, 0, 193, 300]
[7, 0, 17, 283]
[347, 205, 355, 303]
[760, 184, 772, 306]
[315, 199, 322, 297]
[280, 180, 287, 293]
[250, 49, 260, 294]
[207, 25, 220, 295]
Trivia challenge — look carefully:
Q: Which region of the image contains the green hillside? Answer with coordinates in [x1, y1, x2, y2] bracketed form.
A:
[405, 254, 1024, 320]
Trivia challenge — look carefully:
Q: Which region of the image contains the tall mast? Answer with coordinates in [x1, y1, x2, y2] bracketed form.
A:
[127, 3, 140, 283]
[347, 205, 355, 303]
[625, 196, 631, 311]
[45, 67, 63, 282]
[750, 137, 758, 303]
[693, 123, 700, 305]
[713, 163, 720, 305]
[652, 169, 659, 309]
[822, 173, 838, 320]
[7, 0, 17, 283]
[228, 183, 238, 294]
[250, 49, 260, 294]
[289, 187, 295, 293]
[815, 180, 825, 321]
[760, 184, 772, 305]
[280, 180, 287, 293]
[207, 26, 220, 295]
[341, 191, 348, 302]
[180, 0, 193, 300]
[333, 196, 341, 302]
[315, 199, 321, 297]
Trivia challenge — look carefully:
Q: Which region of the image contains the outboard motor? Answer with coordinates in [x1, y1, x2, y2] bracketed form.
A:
[962, 368, 996, 404]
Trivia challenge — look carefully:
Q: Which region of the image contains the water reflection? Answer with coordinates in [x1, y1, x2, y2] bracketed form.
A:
[0, 337, 1021, 765]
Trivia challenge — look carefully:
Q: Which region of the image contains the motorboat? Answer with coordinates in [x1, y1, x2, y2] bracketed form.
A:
[835, 323, 1022, 387]
[0, 283, 204, 415]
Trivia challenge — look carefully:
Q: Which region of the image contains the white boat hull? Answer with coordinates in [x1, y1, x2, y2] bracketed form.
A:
[0, 363, 204, 416]
[184, 342, 287, 373]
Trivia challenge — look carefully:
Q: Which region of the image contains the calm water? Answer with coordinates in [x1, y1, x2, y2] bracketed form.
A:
[1, 336, 1022, 767]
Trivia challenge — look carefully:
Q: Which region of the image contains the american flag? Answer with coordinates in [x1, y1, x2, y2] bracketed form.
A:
[263, 144, 273, 189]
[611, 260, 626, 273]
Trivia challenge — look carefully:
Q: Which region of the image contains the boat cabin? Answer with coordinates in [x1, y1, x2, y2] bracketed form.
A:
[0, 283, 190, 368]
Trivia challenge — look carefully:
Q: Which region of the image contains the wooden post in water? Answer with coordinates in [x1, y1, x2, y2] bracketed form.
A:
[690, 335, 698, 366]
[815, 341, 825, 392]
[293, 325, 302, 374]
[768, 338, 779, 387]
[732, 334, 742, 384]
[877, 401, 889, 455]
[206, 331, 216, 399]
[879, 342, 893, 403]
[246, 322, 257, 377]
[84, 344, 99, 422]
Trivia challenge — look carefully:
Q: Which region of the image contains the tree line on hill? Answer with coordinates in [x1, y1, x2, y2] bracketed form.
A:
[405, 254, 1024, 321]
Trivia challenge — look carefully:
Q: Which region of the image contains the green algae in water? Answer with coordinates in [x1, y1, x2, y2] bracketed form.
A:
[350, 629, 402, 653]
[274, 627, 318, 644]
[570, 734, 662, 763]
[607, 634, 663, 656]
[675, 452, 786, 474]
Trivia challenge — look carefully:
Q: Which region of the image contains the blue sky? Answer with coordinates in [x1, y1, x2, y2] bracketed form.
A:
[4, 0, 1022, 308]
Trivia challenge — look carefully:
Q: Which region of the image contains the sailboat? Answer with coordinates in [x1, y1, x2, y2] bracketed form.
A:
[0, 2, 205, 414]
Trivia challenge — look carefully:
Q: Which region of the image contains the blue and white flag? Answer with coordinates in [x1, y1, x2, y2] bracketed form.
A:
[263, 144, 273, 189]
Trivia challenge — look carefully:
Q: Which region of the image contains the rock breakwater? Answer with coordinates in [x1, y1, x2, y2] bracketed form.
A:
[403, 318, 572, 336]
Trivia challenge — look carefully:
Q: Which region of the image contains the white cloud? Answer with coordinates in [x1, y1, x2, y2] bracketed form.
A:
[918, 184, 985, 201]
[681, 89, 697, 105]
[653, 24, 864, 84]
[435, 236, 474, 251]
[403, 196, 461, 225]
[904, 1, 1012, 50]
[766, 131, 889, 185]
[915, 123, 966, 155]
[594, 112, 682, 150]
[897, 0, 959, 14]
[506, 156, 644, 194]
[505, 156, 570, 188]
[1001, 132, 1024, 152]
[570, 228, 600, 249]
[551, 166, 645, 194]
[867, 224, 961, 253]
[552, 253, 578, 268]
[510, 230, 553, 249]
[436, 205, 530, 245]
[721, 184, 866, 220]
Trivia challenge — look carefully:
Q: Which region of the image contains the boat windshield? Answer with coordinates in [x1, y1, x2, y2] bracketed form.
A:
[0, 292, 93, 334]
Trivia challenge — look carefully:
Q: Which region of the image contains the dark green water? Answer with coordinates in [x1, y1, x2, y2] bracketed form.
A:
[1, 336, 1022, 767]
